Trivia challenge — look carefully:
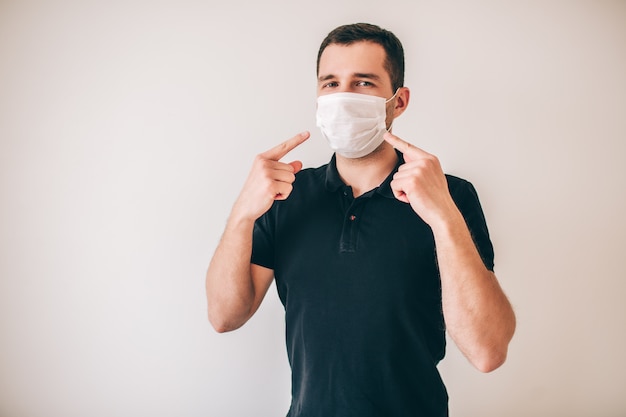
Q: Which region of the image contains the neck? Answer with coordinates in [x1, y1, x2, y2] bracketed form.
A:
[335, 142, 398, 197]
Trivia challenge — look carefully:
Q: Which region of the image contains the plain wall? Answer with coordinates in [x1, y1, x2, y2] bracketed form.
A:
[1, 1, 625, 416]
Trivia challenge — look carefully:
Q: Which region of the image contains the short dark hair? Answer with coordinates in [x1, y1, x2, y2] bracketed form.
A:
[316, 23, 405, 92]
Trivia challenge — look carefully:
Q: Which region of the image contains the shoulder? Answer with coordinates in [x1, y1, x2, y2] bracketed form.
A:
[445, 174, 484, 209]
[295, 164, 328, 182]
[445, 174, 474, 195]
[271, 163, 329, 210]
[292, 163, 329, 192]
[264, 163, 331, 220]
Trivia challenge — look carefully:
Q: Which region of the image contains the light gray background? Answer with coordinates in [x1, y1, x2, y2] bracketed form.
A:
[1, 1, 625, 416]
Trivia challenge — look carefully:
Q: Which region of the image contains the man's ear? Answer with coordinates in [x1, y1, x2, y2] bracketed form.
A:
[393, 87, 410, 118]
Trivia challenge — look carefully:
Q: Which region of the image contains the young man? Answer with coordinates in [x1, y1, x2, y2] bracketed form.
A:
[206, 23, 515, 416]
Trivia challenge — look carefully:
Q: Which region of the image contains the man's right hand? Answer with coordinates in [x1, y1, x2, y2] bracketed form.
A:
[232, 131, 310, 221]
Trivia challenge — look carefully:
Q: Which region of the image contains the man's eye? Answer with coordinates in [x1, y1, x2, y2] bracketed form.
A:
[356, 81, 373, 87]
[323, 82, 339, 88]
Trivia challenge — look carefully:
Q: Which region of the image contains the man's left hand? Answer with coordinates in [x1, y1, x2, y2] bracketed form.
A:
[383, 132, 460, 229]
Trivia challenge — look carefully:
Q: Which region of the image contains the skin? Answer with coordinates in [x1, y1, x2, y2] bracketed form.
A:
[206, 40, 516, 373]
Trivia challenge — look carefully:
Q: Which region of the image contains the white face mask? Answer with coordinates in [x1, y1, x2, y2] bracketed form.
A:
[316, 90, 397, 158]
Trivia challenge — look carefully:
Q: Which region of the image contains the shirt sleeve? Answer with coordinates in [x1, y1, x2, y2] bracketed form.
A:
[449, 177, 495, 271]
[251, 210, 275, 270]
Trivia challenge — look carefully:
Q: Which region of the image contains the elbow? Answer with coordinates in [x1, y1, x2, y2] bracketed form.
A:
[207, 302, 249, 334]
[206, 275, 256, 334]
[473, 347, 508, 373]
[210, 321, 236, 334]
[208, 311, 228, 333]
[208, 311, 239, 333]
[474, 312, 516, 373]
[470, 328, 514, 372]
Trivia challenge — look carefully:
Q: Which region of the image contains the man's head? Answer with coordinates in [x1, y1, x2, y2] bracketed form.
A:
[315, 23, 410, 159]
[316, 23, 405, 93]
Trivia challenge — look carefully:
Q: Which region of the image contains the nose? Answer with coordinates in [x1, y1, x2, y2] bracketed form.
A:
[337, 83, 353, 93]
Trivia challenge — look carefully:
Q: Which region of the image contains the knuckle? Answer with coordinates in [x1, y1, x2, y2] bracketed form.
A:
[254, 154, 266, 165]
[257, 158, 273, 171]
[277, 142, 288, 153]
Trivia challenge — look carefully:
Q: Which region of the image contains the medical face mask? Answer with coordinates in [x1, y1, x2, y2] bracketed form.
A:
[315, 90, 397, 159]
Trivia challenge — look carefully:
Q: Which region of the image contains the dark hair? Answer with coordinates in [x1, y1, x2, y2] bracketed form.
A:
[316, 23, 405, 91]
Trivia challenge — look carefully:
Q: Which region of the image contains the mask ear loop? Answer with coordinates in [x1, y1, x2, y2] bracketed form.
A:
[385, 88, 401, 131]
[385, 88, 400, 103]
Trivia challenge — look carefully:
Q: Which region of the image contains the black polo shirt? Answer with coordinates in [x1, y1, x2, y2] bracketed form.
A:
[252, 151, 494, 417]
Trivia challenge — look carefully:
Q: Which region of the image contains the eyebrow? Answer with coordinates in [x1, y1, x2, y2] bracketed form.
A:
[317, 72, 382, 82]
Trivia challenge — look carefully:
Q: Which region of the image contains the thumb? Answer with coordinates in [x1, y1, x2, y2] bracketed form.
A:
[288, 160, 303, 174]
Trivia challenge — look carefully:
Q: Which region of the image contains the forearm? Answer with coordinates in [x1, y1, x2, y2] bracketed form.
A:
[433, 211, 516, 372]
[205, 132, 308, 333]
[205, 213, 257, 332]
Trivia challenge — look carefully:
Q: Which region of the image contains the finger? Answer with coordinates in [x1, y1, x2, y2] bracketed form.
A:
[270, 165, 297, 184]
[261, 158, 299, 173]
[389, 179, 410, 204]
[273, 183, 294, 201]
[288, 160, 303, 174]
[383, 132, 430, 159]
[393, 192, 410, 204]
[260, 131, 310, 161]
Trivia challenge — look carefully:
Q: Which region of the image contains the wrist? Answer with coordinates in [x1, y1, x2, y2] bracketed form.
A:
[429, 208, 466, 239]
[228, 203, 259, 230]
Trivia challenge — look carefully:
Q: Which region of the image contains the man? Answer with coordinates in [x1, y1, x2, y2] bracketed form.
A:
[206, 23, 515, 416]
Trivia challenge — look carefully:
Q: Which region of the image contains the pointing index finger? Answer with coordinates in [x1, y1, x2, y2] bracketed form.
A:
[261, 131, 310, 161]
[383, 132, 429, 158]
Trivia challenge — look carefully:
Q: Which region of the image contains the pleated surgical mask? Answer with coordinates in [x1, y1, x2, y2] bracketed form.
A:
[316, 90, 397, 158]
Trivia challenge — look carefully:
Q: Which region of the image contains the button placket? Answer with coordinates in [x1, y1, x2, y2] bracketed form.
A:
[339, 199, 365, 253]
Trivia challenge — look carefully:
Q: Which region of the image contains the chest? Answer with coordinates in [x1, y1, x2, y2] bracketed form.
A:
[272, 194, 441, 310]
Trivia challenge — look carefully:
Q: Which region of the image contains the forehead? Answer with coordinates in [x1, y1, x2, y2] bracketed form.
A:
[318, 41, 390, 82]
